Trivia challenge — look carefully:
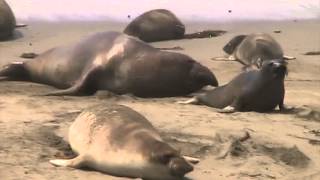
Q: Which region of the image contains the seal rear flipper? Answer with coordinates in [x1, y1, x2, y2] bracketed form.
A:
[50, 155, 86, 168]
[0, 61, 29, 81]
[15, 23, 28, 28]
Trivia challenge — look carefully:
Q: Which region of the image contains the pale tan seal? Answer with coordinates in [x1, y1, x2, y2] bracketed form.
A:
[50, 104, 197, 180]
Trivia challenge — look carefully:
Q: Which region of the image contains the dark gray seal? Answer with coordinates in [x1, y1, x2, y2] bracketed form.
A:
[50, 104, 196, 180]
[0, 31, 218, 97]
[0, 0, 16, 40]
[179, 59, 291, 113]
[124, 9, 185, 42]
[222, 33, 295, 68]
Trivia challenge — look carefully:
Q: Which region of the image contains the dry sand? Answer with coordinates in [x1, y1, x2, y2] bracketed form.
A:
[0, 20, 320, 180]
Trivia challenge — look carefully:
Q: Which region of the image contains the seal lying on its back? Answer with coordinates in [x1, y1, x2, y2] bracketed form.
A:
[222, 33, 295, 68]
[50, 104, 195, 180]
[0, 0, 16, 40]
[0, 31, 218, 97]
[179, 59, 291, 113]
[124, 9, 185, 42]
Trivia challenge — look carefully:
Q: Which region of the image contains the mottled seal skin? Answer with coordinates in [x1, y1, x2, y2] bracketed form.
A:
[124, 9, 185, 42]
[0, 0, 16, 40]
[0, 31, 218, 97]
[223, 33, 284, 68]
[50, 104, 194, 180]
[185, 59, 289, 112]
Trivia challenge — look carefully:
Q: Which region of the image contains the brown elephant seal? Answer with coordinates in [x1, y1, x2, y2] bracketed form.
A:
[50, 104, 196, 180]
[179, 59, 291, 113]
[0, 31, 218, 97]
[221, 33, 295, 69]
[124, 9, 185, 42]
[0, 0, 16, 40]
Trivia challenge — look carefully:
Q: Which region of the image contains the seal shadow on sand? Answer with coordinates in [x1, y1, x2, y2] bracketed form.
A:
[0, 29, 23, 41]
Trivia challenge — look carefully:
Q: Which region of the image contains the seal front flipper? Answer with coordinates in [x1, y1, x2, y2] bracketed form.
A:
[279, 99, 294, 112]
[50, 155, 86, 168]
[42, 67, 101, 96]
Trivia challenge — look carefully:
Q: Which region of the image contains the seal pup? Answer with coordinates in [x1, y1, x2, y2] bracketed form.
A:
[0, 31, 218, 97]
[179, 59, 291, 113]
[50, 104, 196, 180]
[213, 33, 295, 69]
[124, 9, 185, 42]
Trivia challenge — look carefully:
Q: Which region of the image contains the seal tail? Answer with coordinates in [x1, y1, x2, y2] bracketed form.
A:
[50, 156, 85, 168]
[0, 62, 29, 81]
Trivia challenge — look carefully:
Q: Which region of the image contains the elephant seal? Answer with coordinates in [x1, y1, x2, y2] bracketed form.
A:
[124, 9, 185, 42]
[50, 104, 195, 180]
[179, 59, 291, 113]
[222, 33, 295, 68]
[0, 31, 218, 97]
[0, 0, 16, 40]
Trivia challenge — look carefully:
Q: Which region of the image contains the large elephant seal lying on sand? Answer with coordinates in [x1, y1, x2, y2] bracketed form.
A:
[124, 9, 185, 42]
[220, 33, 295, 68]
[50, 104, 196, 180]
[0, 31, 218, 97]
[179, 59, 291, 113]
[0, 0, 16, 40]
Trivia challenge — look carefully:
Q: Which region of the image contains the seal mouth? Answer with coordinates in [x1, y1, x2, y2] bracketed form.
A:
[272, 61, 288, 77]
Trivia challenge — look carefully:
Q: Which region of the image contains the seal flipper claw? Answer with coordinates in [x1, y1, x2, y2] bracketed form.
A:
[219, 106, 236, 113]
[283, 55, 296, 60]
[50, 155, 85, 168]
[176, 97, 199, 105]
[183, 156, 200, 164]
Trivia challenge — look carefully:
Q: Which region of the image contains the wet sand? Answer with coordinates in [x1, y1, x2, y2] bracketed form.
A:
[0, 20, 320, 180]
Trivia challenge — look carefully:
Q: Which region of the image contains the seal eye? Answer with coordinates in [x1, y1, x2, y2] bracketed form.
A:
[268, 62, 274, 66]
[159, 153, 175, 164]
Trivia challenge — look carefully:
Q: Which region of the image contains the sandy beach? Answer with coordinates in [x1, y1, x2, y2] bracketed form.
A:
[0, 20, 320, 180]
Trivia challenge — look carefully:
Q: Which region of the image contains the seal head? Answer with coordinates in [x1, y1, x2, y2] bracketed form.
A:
[149, 141, 193, 178]
[261, 59, 288, 79]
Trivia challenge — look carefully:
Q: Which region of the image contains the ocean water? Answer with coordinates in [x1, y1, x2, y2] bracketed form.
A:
[6, 0, 320, 22]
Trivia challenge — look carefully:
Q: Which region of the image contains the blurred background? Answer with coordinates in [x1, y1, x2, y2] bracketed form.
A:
[6, 0, 320, 22]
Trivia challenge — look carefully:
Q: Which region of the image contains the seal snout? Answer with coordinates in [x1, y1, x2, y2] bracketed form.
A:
[190, 63, 219, 87]
[169, 157, 194, 177]
[271, 60, 288, 76]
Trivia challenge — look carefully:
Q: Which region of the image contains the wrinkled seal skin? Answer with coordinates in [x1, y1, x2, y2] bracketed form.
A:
[195, 59, 288, 112]
[124, 9, 185, 42]
[0, 0, 16, 40]
[223, 33, 284, 67]
[50, 104, 194, 180]
[0, 31, 218, 97]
